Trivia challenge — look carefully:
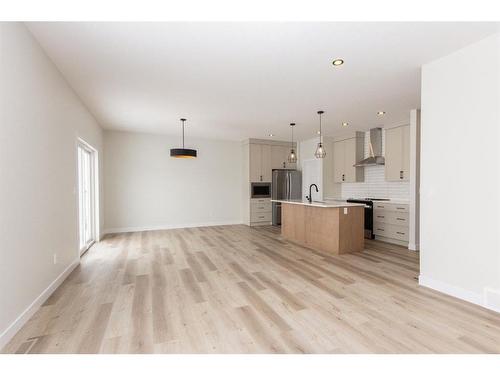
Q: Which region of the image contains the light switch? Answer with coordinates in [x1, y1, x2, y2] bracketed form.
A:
[344, 207, 348, 215]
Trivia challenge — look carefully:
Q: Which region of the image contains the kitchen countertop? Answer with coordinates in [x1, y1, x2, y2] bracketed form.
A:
[271, 199, 365, 208]
[325, 197, 410, 204]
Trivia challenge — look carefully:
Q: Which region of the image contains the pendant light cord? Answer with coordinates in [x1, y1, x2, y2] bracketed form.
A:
[181, 118, 186, 148]
[317, 110, 324, 143]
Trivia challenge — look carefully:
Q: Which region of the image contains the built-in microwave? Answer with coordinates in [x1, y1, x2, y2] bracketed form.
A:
[251, 182, 271, 198]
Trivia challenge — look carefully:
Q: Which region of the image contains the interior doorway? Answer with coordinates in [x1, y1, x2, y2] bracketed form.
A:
[77, 139, 99, 256]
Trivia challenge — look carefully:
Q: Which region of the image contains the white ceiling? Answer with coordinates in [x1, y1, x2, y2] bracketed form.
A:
[27, 22, 498, 141]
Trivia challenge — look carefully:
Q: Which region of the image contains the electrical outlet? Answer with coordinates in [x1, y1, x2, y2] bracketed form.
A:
[344, 207, 348, 215]
[53, 253, 57, 265]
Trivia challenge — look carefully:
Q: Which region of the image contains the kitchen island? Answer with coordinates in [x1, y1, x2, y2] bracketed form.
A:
[272, 199, 365, 255]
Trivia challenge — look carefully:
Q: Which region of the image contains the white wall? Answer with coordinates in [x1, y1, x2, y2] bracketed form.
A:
[419, 33, 500, 312]
[0, 23, 103, 347]
[104, 130, 242, 232]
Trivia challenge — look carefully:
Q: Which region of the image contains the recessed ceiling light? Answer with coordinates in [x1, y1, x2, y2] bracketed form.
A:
[342, 122, 349, 127]
[268, 133, 274, 137]
[317, 130, 321, 135]
[332, 59, 344, 66]
[377, 111, 386, 116]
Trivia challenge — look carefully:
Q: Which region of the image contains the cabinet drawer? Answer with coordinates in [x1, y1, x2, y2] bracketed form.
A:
[374, 223, 409, 241]
[250, 211, 272, 223]
[373, 202, 409, 213]
[373, 210, 409, 226]
[251, 198, 270, 204]
[373, 222, 389, 237]
[251, 201, 272, 212]
[373, 202, 390, 210]
[391, 227, 409, 242]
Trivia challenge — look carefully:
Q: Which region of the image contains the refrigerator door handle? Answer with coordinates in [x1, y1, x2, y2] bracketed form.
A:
[284, 173, 288, 199]
[288, 172, 292, 199]
[287, 173, 291, 199]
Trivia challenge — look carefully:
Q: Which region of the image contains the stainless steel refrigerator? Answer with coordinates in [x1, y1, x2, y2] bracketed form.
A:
[272, 169, 302, 226]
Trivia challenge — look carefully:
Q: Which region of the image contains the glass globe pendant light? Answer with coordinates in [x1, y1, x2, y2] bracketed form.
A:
[287, 122, 297, 164]
[315, 110, 326, 158]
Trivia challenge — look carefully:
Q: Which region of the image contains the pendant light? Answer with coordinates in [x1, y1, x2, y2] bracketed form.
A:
[170, 118, 197, 158]
[315, 110, 326, 158]
[287, 123, 297, 164]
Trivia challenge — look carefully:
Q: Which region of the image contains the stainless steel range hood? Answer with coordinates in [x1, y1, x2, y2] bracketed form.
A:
[354, 127, 385, 167]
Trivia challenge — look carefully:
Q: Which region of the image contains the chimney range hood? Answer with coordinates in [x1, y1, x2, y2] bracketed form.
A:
[354, 127, 385, 167]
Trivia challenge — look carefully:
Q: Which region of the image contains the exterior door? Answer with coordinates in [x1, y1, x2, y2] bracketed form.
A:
[78, 141, 97, 255]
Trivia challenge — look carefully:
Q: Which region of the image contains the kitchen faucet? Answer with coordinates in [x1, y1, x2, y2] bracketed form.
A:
[306, 184, 319, 203]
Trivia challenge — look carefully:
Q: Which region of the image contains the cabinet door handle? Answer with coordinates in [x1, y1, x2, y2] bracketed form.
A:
[400, 170, 403, 179]
[396, 207, 405, 210]
[342, 174, 345, 181]
[377, 228, 385, 231]
[377, 215, 385, 218]
[396, 231, 405, 235]
[396, 218, 405, 221]
[378, 205, 384, 209]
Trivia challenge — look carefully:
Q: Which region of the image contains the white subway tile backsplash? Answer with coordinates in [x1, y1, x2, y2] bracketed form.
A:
[340, 129, 410, 200]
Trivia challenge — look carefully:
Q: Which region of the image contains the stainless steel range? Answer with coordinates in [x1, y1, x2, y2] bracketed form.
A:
[346, 198, 390, 239]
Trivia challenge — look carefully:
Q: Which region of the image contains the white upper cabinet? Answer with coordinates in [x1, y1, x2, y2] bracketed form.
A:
[333, 140, 345, 183]
[249, 143, 263, 182]
[271, 145, 287, 170]
[249, 141, 297, 183]
[385, 125, 410, 181]
[261, 144, 272, 182]
[333, 133, 365, 183]
[271, 144, 297, 170]
[249, 143, 272, 182]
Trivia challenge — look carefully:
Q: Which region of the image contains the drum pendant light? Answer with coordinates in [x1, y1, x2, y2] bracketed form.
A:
[170, 118, 197, 158]
[287, 123, 297, 163]
[314, 110, 326, 158]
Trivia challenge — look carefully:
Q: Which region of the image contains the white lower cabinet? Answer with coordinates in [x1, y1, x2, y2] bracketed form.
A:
[250, 198, 272, 225]
[373, 202, 409, 246]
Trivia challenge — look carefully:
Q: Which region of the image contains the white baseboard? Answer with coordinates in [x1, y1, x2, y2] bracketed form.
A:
[418, 275, 500, 313]
[484, 287, 500, 313]
[0, 258, 80, 350]
[103, 220, 243, 235]
[408, 242, 419, 251]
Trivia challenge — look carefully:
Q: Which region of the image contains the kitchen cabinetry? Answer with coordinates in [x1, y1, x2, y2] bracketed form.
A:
[373, 202, 409, 246]
[250, 143, 272, 182]
[333, 133, 364, 183]
[250, 198, 272, 224]
[385, 125, 410, 181]
[243, 139, 298, 226]
[271, 145, 296, 170]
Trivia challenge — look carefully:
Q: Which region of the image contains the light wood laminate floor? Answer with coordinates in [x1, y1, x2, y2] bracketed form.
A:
[4, 225, 500, 354]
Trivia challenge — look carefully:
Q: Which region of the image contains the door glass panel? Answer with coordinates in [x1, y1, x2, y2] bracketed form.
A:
[78, 143, 96, 253]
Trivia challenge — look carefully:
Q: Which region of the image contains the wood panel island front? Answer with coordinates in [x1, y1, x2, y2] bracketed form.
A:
[272, 199, 365, 255]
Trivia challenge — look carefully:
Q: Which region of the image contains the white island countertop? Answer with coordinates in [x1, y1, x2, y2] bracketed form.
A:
[271, 199, 365, 208]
